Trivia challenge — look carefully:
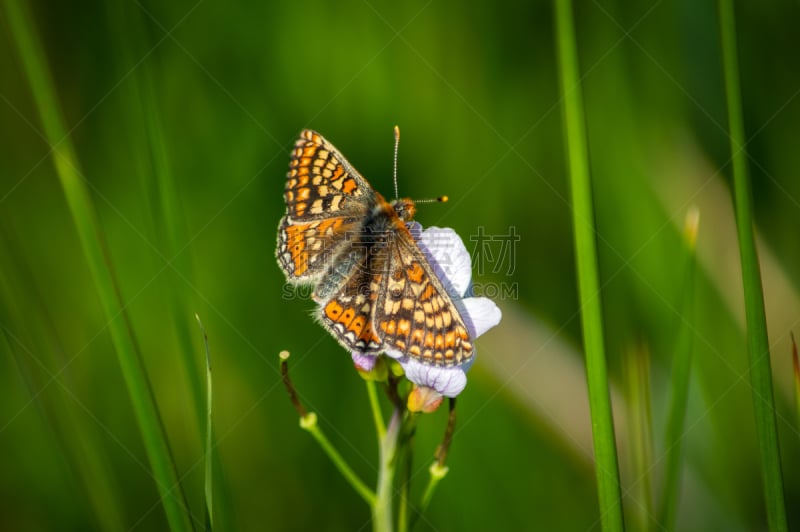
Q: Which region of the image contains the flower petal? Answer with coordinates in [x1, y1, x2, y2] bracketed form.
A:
[410, 224, 473, 298]
[383, 347, 404, 360]
[400, 357, 467, 398]
[461, 297, 502, 338]
[351, 352, 377, 371]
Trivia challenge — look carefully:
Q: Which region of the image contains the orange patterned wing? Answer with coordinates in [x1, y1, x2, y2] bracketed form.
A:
[283, 130, 375, 221]
[316, 241, 386, 354]
[374, 224, 473, 367]
[277, 130, 378, 282]
[277, 214, 361, 282]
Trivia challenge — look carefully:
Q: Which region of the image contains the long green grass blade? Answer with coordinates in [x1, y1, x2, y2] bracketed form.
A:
[659, 209, 699, 532]
[718, 2, 788, 530]
[553, 0, 624, 529]
[3, 1, 193, 529]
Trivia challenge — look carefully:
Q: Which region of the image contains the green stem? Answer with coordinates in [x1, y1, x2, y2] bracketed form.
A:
[373, 409, 401, 532]
[397, 442, 412, 532]
[553, 0, 624, 530]
[718, 2, 788, 530]
[367, 380, 386, 440]
[300, 413, 376, 506]
[419, 462, 448, 515]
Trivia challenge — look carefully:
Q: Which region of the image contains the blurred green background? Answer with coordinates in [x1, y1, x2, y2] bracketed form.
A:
[1, 0, 799, 530]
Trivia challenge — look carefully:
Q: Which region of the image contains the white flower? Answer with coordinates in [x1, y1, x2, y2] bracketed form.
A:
[351, 223, 502, 398]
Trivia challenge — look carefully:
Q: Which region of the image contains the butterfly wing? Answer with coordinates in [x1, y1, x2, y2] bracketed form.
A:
[277, 214, 362, 282]
[283, 130, 375, 221]
[374, 223, 474, 367]
[316, 234, 387, 354]
[277, 130, 377, 283]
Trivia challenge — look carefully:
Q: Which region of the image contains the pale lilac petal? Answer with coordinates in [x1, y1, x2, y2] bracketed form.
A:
[400, 358, 467, 398]
[383, 347, 404, 360]
[412, 224, 473, 298]
[351, 352, 377, 371]
[461, 297, 502, 338]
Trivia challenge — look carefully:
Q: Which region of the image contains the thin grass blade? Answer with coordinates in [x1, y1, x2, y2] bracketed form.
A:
[659, 209, 699, 532]
[553, 0, 625, 529]
[718, 1, 788, 530]
[3, 1, 193, 529]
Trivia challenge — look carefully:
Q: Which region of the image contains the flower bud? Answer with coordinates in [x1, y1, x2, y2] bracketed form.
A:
[407, 385, 444, 413]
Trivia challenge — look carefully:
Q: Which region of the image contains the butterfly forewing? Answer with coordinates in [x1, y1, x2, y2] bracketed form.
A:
[278, 130, 374, 282]
[283, 130, 374, 221]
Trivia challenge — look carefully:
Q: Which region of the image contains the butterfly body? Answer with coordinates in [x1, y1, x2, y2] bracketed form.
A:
[277, 130, 473, 367]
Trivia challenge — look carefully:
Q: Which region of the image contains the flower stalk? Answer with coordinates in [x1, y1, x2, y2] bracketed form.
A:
[373, 410, 402, 532]
[366, 380, 387, 440]
[280, 352, 376, 506]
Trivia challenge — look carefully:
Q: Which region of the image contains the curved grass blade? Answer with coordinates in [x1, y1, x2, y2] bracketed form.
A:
[3, 1, 193, 529]
[718, 1, 788, 530]
[195, 315, 214, 530]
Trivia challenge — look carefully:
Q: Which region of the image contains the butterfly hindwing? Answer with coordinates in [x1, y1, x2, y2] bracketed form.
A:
[316, 235, 386, 354]
[277, 214, 362, 282]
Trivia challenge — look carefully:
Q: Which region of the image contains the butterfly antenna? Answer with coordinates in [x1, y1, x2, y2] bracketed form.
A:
[416, 195, 449, 204]
[393, 125, 401, 199]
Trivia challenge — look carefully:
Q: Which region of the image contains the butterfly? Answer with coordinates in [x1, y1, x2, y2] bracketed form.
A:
[276, 129, 473, 367]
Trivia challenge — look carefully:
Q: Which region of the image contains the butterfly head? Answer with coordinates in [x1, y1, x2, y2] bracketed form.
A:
[391, 198, 417, 221]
